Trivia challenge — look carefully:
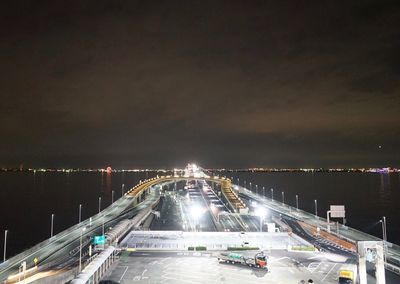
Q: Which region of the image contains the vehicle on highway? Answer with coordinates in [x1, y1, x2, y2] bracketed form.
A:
[338, 264, 358, 284]
[217, 251, 268, 269]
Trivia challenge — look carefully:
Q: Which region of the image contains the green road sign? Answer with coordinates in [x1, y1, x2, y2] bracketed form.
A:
[94, 235, 105, 245]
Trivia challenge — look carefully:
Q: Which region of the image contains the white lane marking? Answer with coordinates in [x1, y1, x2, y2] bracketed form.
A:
[161, 275, 203, 284]
[269, 256, 290, 263]
[118, 266, 129, 283]
[308, 262, 322, 273]
[321, 263, 338, 282]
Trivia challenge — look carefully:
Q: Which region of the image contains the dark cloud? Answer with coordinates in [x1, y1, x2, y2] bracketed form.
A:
[0, 0, 400, 168]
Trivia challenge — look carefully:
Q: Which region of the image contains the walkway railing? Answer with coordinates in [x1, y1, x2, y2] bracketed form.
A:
[70, 246, 116, 284]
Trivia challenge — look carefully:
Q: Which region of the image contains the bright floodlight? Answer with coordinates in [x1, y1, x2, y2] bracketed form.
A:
[255, 207, 267, 217]
[190, 205, 204, 217]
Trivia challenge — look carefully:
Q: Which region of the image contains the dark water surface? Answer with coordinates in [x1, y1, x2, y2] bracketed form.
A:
[0, 171, 399, 257]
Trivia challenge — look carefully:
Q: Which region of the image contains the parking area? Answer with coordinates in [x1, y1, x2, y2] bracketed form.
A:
[102, 250, 347, 284]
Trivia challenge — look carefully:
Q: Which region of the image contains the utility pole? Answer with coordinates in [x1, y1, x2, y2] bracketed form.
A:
[79, 204, 82, 223]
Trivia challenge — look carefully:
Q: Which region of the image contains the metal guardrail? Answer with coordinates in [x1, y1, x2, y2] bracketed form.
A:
[236, 185, 400, 275]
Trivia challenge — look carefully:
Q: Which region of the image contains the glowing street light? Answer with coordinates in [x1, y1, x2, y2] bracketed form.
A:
[190, 205, 204, 231]
[255, 207, 267, 232]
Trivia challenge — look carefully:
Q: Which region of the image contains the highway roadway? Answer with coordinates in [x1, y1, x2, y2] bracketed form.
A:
[0, 189, 160, 282]
[237, 187, 400, 283]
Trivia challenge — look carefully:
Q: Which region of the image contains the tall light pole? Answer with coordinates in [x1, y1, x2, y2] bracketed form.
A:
[296, 195, 299, 210]
[381, 216, 387, 263]
[112, 190, 115, 203]
[98, 197, 101, 213]
[50, 214, 54, 238]
[270, 188, 274, 200]
[79, 227, 86, 272]
[79, 204, 82, 223]
[314, 200, 318, 217]
[281, 191, 285, 204]
[3, 230, 7, 262]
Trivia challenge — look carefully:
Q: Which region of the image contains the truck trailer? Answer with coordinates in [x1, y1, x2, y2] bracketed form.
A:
[217, 251, 268, 269]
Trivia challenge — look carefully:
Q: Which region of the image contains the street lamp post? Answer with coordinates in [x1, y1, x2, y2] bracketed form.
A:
[3, 230, 7, 262]
[296, 195, 299, 210]
[381, 216, 387, 263]
[270, 188, 274, 200]
[314, 200, 318, 217]
[98, 197, 101, 213]
[282, 191, 285, 204]
[50, 214, 54, 238]
[79, 227, 86, 272]
[79, 204, 82, 223]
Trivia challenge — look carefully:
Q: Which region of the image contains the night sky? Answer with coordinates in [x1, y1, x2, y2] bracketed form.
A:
[1, 1, 399, 168]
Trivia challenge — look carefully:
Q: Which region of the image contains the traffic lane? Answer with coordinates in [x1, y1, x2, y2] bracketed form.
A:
[0, 193, 158, 280]
[238, 193, 356, 257]
[39, 196, 159, 274]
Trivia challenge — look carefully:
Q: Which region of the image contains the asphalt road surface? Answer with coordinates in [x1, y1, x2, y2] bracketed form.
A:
[102, 250, 351, 284]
